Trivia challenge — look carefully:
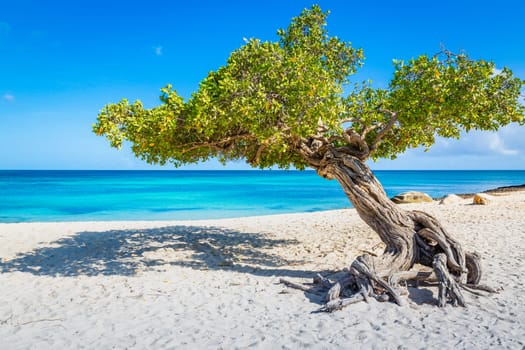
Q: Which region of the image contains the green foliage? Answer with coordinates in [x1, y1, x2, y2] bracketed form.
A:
[93, 6, 524, 168]
[372, 53, 525, 159]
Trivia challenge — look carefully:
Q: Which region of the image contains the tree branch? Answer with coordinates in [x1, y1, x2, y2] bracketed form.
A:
[361, 123, 383, 139]
[340, 118, 362, 125]
[317, 117, 329, 134]
[339, 128, 370, 160]
[369, 111, 398, 152]
[249, 136, 278, 165]
[251, 142, 269, 165]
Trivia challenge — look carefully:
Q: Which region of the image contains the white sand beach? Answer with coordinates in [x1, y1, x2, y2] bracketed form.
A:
[1, 190, 524, 349]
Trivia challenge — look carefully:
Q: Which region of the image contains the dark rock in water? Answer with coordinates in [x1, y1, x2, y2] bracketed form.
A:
[391, 191, 433, 204]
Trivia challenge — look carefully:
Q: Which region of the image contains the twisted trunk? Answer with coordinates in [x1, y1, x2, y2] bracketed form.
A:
[303, 148, 485, 309]
[319, 154, 416, 275]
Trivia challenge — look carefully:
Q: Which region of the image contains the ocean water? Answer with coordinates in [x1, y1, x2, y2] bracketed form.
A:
[0, 170, 523, 223]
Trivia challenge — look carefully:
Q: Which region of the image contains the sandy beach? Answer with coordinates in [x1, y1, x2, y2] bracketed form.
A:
[1, 190, 524, 349]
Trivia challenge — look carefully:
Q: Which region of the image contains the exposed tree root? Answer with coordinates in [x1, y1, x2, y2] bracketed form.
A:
[351, 255, 405, 306]
[317, 294, 365, 313]
[278, 154, 496, 311]
[433, 253, 465, 307]
[465, 252, 482, 285]
[279, 278, 322, 296]
[279, 226, 495, 311]
[462, 283, 500, 294]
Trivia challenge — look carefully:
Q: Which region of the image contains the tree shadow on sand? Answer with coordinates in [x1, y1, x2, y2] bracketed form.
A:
[0, 225, 320, 279]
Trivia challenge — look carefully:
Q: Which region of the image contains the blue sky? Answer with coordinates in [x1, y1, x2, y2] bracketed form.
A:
[1, 0, 524, 170]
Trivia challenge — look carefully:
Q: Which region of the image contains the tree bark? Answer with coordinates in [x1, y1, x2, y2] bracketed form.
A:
[316, 150, 418, 275]
[304, 148, 484, 308]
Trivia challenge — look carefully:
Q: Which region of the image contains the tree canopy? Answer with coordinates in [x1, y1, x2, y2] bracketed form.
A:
[93, 6, 524, 308]
[94, 5, 525, 169]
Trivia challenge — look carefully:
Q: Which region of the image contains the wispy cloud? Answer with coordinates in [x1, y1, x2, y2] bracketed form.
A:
[487, 133, 518, 155]
[154, 46, 163, 56]
[492, 67, 503, 76]
[429, 126, 521, 157]
[374, 125, 524, 170]
[2, 93, 14, 102]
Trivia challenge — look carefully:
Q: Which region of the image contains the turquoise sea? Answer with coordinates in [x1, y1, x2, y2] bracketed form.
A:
[0, 170, 523, 223]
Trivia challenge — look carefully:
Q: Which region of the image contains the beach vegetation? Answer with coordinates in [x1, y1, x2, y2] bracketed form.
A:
[94, 5, 525, 310]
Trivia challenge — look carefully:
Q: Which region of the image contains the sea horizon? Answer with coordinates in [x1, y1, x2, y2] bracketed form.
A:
[1, 169, 524, 223]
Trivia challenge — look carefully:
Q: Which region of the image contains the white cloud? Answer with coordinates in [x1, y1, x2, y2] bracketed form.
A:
[154, 46, 163, 56]
[492, 67, 503, 77]
[487, 133, 518, 155]
[2, 94, 14, 102]
[372, 124, 525, 170]
[426, 125, 522, 157]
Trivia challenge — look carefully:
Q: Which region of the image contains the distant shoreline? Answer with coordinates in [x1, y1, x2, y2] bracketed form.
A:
[442, 183, 525, 199]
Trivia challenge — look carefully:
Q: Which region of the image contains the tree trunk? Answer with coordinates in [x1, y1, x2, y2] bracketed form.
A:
[320, 153, 416, 275]
[306, 149, 484, 309]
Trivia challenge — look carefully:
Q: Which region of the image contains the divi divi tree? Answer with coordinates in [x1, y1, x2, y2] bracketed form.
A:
[94, 6, 524, 310]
